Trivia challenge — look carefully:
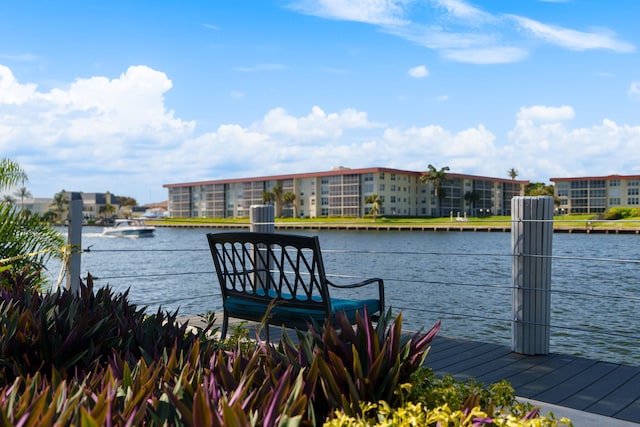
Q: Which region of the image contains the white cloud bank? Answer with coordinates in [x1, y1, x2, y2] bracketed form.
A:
[2, 65, 640, 203]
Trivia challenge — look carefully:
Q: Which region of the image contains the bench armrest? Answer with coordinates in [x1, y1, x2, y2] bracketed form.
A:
[327, 277, 385, 313]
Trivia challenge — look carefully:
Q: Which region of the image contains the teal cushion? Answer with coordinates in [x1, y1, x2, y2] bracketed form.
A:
[225, 291, 379, 325]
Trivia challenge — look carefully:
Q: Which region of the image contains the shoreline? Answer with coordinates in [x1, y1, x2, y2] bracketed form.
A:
[152, 222, 640, 234]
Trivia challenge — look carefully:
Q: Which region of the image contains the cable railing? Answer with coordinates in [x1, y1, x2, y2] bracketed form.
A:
[27, 197, 639, 366]
[61, 241, 640, 364]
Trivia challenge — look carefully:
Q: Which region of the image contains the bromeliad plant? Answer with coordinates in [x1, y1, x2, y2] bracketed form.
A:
[270, 308, 441, 420]
[0, 275, 202, 382]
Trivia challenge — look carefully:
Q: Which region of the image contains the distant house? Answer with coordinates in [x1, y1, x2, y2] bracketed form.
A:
[19, 197, 54, 216]
[69, 192, 121, 220]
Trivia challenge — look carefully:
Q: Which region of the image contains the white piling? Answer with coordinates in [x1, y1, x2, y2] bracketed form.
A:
[249, 205, 275, 291]
[511, 196, 553, 355]
[66, 193, 83, 294]
[250, 205, 275, 233]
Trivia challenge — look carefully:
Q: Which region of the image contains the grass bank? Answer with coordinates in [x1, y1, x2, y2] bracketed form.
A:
[149, 214, 640, 232]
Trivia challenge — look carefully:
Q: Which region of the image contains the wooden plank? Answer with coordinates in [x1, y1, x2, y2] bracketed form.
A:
[613, 397, 640, 424]
[559, 364, 640, 411]
[530, 360, 618, 403]
[427, 342, 500, 371]
[586, 369, 640, 418]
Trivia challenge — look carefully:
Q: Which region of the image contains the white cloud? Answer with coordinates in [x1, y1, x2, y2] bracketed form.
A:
[287, 0, 409, 25]
[0, 65, 38, 104]
[408, 65, 429, 78]
[516, 105, 575, 122]
[510, 15, 636, 53]
[442, 46, 528, 64]
[506, 113, 640, 179]
[431, 0, 493, 22]
[288, 0, 635, 64]
[629, 82, 640, 98]
[0, 65, 195, 202]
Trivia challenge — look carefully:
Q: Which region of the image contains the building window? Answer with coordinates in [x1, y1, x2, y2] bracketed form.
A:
[609, 180, 620, 187]
[629, 179, 640, 186]
[609, 198, 621, 205]
[629, 197, 639, 205]
[379, 184, 385, 191]
[628, 188, 639, 196]
[390, 174, 396, 181]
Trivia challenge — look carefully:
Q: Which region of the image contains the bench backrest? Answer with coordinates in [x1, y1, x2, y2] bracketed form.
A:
[207, 232, 332, 311]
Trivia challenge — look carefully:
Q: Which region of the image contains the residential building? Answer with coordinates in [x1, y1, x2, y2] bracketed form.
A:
[164, 167, 528, 219]
[551, 174, 640, 214]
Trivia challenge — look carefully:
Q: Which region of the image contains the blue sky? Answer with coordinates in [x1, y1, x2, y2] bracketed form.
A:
[1, 0, 638, 204]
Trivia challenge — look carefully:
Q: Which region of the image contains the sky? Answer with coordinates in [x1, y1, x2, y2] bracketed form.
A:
[1, 0, 639, 205]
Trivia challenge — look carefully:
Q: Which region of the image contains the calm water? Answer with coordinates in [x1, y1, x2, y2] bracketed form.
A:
[46, 226, 640, 366]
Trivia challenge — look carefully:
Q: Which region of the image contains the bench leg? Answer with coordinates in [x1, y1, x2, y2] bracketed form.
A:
[221, 315, 229, 340]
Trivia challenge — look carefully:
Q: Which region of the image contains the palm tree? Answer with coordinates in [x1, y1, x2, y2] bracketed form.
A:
[464, 190, 480, 216]
[283, 191, 296, 218]
[420, 164, 450, 217]
[507, 168, 518, 180]
[365, 194, 383, 222]
[262, 190, 275, 205]
[0, 158, 64, 287]
[272, 185, 284, 217]
[99, 203, 116, 220]
[2, 194, 16, 205]
[51, 191, 69, 223]
[14, 186, 32, 210]
[0, 158, 28, 190]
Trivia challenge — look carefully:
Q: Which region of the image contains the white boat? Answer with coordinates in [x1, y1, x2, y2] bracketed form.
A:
[101, 219, 156, 238]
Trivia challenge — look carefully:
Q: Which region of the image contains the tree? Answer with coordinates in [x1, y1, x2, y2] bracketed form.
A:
[51, 191, 69, 222]
[420, 164, 450, 217]
[283, 191, 296, 218]
[272, 185, 284, 217]
[0, 158, 28, 190]
[365, 194, 383, 222]
[14, 186, 32, 210]
[524, 182, 554, 197]
[115, 195, 138, 207]
[99, 203, 116, 219]
[464, 191, 480, 216]
[507, 168, 518, 180]
[0, 158, 64, 287]
[262, 191, 275, 205]
[2, 195, 16, 205]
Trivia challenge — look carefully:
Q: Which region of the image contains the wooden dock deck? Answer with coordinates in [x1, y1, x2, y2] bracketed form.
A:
[182, 316, 640, 424]
[427, 335, 640, 424]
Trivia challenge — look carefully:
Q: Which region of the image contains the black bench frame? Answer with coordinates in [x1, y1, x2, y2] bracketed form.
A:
[207, 231, 385, 339]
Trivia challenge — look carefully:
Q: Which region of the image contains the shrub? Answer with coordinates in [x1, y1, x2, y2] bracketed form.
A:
[603, 207, 640, 220]
[0, 270, 570, 426]
[266, 308, 441, 421]
[325, 368, 573, 426]
[0, 275, 204, 382]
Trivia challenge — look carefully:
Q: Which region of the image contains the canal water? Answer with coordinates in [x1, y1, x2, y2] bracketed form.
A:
[45, 226, 640, 366]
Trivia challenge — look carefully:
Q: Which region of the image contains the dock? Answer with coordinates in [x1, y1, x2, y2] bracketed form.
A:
[181, 315, 640, 425]
[428, 335, 640, 424]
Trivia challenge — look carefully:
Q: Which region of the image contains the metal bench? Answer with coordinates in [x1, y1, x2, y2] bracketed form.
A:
[207, 231, 385, 339]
